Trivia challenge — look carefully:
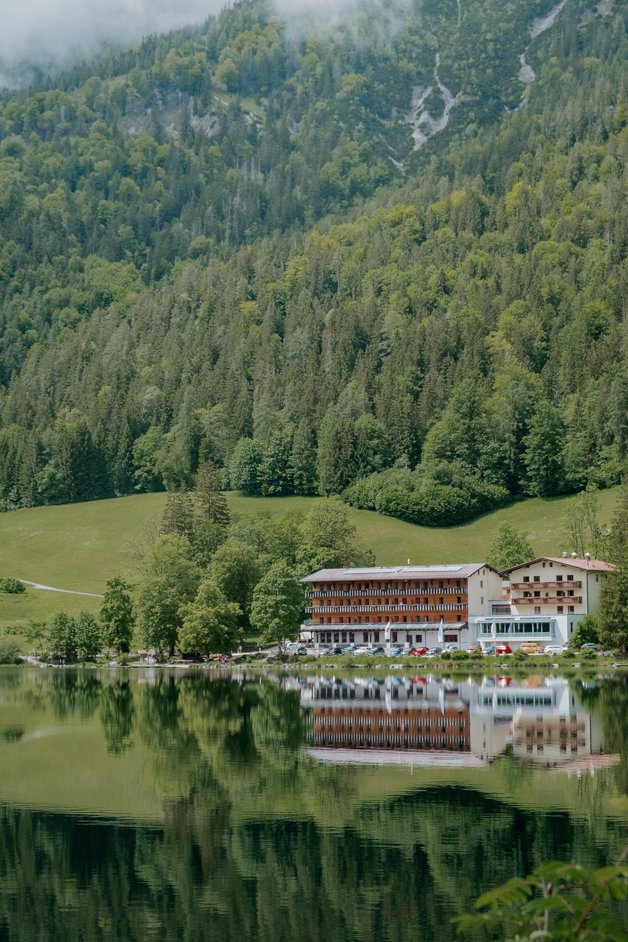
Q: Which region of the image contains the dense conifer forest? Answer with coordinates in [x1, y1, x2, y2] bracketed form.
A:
[0, 0, 626, 523]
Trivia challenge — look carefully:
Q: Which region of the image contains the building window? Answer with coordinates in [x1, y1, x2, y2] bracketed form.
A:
[534, 606, 541, 614]
[523, 576, 530, 583]
[534, 576, 540, 582]
[557, 606, 563, 613]
[456, 597, 461, 604]
[568, 606, 574, 613]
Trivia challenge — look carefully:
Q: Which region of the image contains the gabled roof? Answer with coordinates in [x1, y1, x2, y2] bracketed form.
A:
[502, 556, 615, 575]
[301, 564, 495, 583]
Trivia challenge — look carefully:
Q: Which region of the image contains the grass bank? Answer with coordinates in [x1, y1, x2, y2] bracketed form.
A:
[0, 486, 619, 631]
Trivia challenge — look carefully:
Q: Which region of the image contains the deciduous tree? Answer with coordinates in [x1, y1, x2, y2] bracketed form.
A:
[100, 577, 135, 654]
[250, 562, 303, 650]
[136, 535, 199, 657]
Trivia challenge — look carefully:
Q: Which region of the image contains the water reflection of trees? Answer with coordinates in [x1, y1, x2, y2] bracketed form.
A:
[0, 672, 625, 942]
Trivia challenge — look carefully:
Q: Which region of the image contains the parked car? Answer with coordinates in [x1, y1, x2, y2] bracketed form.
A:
[466, 644, 483, 654]
[481, 645, 496, 655]
[520, 641, 543, 654]
[386, 646, 404, 657]
[496, 643, 513, 655]
[429, 646, 444, 656]
[410, 645, 430, 656]
[341, 644, 356, 654]
[369, 646, 385, 655]
[443, 642, 459, 652]
[580, 643, 598, 650]
[354, 646, 372, 655]
[544, 643, 565, 655]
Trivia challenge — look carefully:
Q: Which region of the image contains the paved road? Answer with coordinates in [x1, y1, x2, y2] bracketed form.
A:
[18, 579, 103, 598]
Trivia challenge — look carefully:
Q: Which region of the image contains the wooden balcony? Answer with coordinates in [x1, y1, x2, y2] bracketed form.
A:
[511, 581, 581, 590]
[512, 596, 582, 605]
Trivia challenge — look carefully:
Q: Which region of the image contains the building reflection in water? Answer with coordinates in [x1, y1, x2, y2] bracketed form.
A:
[298, 675, 620, 772]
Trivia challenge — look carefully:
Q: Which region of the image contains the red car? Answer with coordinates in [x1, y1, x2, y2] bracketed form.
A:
[496, 643, 512, 655]
[411, 646, 430, 656]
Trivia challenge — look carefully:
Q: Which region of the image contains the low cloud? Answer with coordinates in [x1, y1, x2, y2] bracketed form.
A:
[0, 1, 224, 83]
[0, 0, 399, 87]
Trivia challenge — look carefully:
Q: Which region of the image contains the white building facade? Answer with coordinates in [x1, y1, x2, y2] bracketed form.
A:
[472, 555, 614, 649]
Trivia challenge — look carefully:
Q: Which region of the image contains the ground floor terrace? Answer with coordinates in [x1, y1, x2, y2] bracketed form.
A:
[301, 621, 472, 648]
[473, 613, 582, 648]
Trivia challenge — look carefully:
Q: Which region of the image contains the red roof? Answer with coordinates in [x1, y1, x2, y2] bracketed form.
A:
[503, 556, 615, 575]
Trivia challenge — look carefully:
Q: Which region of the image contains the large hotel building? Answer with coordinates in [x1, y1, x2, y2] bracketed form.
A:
[301, 563, 502, 648]
[301, 555, 614, 650]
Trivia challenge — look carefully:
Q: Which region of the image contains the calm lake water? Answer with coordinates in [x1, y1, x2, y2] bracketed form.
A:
[0, 667, 626, 942]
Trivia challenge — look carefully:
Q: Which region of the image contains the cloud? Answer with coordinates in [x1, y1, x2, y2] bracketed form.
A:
[0, 1, 225, 82]
[0, 0, 397, 87]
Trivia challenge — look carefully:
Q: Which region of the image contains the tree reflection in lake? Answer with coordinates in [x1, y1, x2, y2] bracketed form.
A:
[0, 668, 625, 942]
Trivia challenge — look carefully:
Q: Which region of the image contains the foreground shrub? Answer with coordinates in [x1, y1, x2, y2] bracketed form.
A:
[0, 639, 21, 663]
[456, 857, 628, 941]
[0, 579, 25, 594]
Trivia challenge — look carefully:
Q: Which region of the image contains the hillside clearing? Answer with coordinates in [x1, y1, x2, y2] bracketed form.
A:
[0, 487, 619, 628]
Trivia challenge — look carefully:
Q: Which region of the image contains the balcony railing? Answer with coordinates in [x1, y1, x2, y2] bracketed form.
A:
[305, 586, 465, 598]
[511, 581, 581, 590]
[512, 596, 582, 605]
[306, 603, 466, 614]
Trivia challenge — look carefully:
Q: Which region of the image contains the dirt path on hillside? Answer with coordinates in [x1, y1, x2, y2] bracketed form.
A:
[19, 580, 103, 598]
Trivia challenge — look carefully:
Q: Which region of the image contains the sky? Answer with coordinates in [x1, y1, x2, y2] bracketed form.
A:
[0, 0, 367, 84]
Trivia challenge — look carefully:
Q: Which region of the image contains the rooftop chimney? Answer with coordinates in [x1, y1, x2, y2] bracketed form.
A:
[561, 552, 568, 558]
[571, 552, 578, 559]
[584, 552, 591, 561]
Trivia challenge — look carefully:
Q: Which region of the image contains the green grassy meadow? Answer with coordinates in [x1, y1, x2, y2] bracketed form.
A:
[0, 487, 620, 629]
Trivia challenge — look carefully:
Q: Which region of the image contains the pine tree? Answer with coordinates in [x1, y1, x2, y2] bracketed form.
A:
[160, 488, 195, 541]
[195, 459, 230, 526]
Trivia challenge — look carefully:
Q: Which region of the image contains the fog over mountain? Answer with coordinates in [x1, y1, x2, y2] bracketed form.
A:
[0, 0, 372, 87]
[0, 1, 222, 84]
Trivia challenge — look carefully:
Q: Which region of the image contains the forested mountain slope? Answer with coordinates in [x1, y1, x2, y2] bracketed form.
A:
[0, 0, 626, 521]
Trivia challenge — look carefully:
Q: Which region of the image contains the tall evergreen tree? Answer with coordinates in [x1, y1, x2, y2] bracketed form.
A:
[195, 459, 231, 526]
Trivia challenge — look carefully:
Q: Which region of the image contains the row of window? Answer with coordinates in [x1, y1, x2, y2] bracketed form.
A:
[309, 603, 464, 614]
[315, 716, 467, 730]
[312, 581, 463, 592]
[315, 613, 460, 625]
[521, 574, 576, 582]
[478, 621, 554, 635]
[311, 595, 464, 607]
[314, 734, 468, 748]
